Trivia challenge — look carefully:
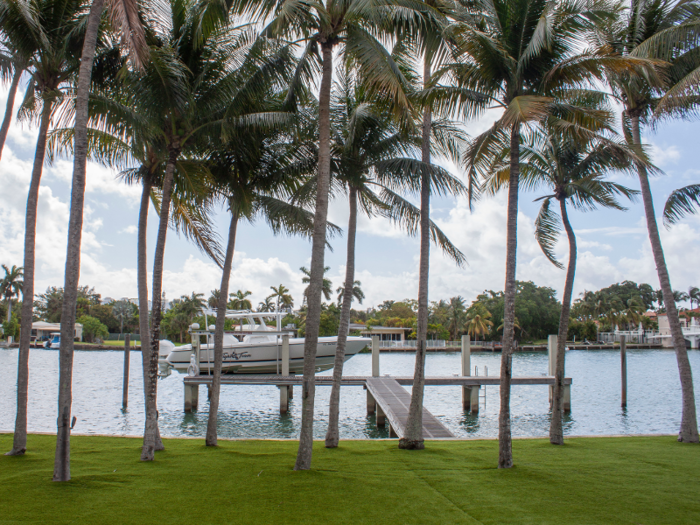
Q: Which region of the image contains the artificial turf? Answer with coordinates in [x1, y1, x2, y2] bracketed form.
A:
[0, 434, 698, 524]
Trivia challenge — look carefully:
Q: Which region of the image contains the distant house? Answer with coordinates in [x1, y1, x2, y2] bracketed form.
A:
[360, 326, 411, 342]
[657, 308, 700, 348]
[31, 322, 83, 342]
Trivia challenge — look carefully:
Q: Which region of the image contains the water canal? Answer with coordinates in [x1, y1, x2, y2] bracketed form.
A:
[1, 348, 699, 439]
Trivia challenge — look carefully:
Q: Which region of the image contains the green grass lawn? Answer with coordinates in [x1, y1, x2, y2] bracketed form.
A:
[1, 434, 698, 524]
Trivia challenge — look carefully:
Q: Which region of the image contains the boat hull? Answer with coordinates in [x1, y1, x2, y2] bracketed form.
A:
[164, 336, 370, 375]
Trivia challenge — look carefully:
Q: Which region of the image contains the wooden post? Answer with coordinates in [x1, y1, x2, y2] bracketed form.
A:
[548, 334, 557, 404]
[366, 387, 376, 415]
[461, 335, 472, 411]
[122, 334, 130, 409]
[184, 383, 199, 412]
[470, 385, 480, 414]
[620, 335, 627, 408]
[280, 335, 290, 414]
[563, 383, 571, 412]
[376, 403, 385, 428]
[372, 336, 379, 377]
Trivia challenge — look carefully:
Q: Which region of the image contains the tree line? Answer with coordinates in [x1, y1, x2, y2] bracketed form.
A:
[2, 0, 700, 479]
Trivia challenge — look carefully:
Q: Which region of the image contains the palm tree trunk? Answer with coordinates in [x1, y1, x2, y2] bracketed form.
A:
[294, 41, 333, 471]
[206, 210, 239, 446]
[0, 66, 23, 161]
[142, 152, 177, 461]
[137, 176, 163, 450]
[399, 60, 432, 450]
[630, 113, 698, 442]
[498, 122, 520, 468]
[52, 0, 106, 481]
[5, 96, 54, 457]
[550, 197, 576, 445]
[325, 187, 358, 448]
[7, 299, 12, 323]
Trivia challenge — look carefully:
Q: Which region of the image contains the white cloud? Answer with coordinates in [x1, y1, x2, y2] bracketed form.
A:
[120, 225, 138, 234]
[648, 141, 681, 168]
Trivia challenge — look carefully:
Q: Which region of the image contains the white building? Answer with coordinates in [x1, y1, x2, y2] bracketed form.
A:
[31, 321, 83, 342]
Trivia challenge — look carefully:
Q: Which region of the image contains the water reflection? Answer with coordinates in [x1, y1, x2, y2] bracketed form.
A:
[0, 348, 698, 439]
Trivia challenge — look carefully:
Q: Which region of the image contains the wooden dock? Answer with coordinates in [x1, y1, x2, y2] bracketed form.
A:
[180, 335, 572, 438]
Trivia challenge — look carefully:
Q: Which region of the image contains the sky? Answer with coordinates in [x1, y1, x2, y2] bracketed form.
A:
[1, 80, 699, 311]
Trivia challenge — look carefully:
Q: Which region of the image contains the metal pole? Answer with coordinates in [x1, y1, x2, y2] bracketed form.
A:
[122, 333, 130, 409]
[620, 335, 627, 408]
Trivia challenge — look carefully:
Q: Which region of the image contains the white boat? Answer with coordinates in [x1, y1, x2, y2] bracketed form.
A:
[158, 310, 370, 375]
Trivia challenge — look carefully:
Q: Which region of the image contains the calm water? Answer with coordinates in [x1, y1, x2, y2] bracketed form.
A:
[1, 348, 699, 439]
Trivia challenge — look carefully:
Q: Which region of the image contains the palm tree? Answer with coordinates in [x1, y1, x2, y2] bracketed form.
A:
[2, 0, 89, 458]
[446, 297, 467, 341]
[236, 0, 420, 470]
[0, 41, 28, 159]
[268, 284, 293, 312]
[489, 118, 639, 444]
[111, 300, 134, 335]
[689, 287, 700, 311]
[320, 68, 466, 448]
[336, 282, 364, 307]
[208, 289, 221, 309]
[105, 1, 270, 461]
[466, 307, 494, 342]
[456, 0, 648, 467]
[203, 101, 330, 446]
[228, 290, 253, 311]
[300, 266, 332, 302]
[0, 264, 23, 322]
[596, 0, 700, 442]
[258, 297, 275, 312]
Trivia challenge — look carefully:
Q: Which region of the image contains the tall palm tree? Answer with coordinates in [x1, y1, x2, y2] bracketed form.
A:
[0, 264, 23, 322]
[0, 41, 27, 159]
[488, 114, 640, 445]
[203, 100, 333, 446]
[320, 67, 467, 448]
[228, 290, 253, 311]
[456, 0, 648, 467]
[103, 0, 273, 461]
[2, 0, 89, 458]
[52, 0, 145, 479]
[689, 287, 700, 311]
[236, 0, 420, 470]
[596, 0, 700, 442]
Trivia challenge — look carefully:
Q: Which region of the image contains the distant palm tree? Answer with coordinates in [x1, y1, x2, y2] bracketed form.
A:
[336, 281, 364, 307]
[208, 290, 221, 309]
[111, 300, 134, 335]
[446, 297, 467, 341]
[228, 290, 253, 311]
[268, 285, 293, 313]
[258, 297, 275, 312]
[466, 312, 493, 342]
[1, 264, 23, 322]
[689, 287, 700, 311]
[301, 266, 332, 303]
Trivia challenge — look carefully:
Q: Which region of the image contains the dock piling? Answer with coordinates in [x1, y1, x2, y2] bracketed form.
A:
[122, 334, 130, 409]
[620, 335, 627, 408]
[280, 335, 290, 414]
[461, 335, 475, 411]
[376, 403, 386, 428]
[184, 383, 199, 412]
[548, 334, 557, 404]
[371, 336, 379, 377]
